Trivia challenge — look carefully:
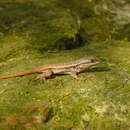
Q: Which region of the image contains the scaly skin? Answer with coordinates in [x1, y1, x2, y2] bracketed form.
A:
[0, 56, 100, 80]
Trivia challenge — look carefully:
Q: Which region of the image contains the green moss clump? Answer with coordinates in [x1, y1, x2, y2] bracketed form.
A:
[82, 16, 112, 41]
[0, 1, 80, 50]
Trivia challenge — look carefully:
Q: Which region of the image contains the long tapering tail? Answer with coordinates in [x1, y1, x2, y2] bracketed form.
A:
[0, 68, 43, 80]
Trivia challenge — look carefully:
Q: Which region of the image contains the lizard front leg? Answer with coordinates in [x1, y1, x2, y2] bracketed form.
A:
[36, 69, 53, 80]
[66, 71, 80, 80]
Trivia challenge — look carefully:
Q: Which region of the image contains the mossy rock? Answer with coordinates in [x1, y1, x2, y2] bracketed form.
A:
[82, 16, 112, 41]
[114, 23, 130, 41]
[0, 1, 80, 50]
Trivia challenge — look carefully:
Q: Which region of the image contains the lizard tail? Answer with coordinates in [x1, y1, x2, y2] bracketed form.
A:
[0, 68, 42, 80]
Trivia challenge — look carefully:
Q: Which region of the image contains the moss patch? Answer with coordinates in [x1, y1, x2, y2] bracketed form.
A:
[0, 40, 130, 129]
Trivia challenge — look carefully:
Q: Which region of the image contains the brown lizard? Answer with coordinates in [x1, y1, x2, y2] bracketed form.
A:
[0, 56, 100, 80]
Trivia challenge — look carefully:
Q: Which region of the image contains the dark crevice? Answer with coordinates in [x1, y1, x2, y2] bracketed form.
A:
[55, 28, 90, 50]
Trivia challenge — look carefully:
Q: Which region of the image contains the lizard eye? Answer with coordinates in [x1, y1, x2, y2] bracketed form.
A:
[91, 59, 95, 62]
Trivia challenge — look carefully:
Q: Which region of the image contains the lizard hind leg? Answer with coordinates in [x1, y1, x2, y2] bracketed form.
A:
[36, 70, 53, 81]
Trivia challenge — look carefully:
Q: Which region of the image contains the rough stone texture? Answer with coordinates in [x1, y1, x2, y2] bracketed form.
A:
[94, 0, 130, 25]
[78, 0, 130, 41]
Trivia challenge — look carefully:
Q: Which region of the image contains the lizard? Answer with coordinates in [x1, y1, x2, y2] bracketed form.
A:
[0, 56, 100, 80]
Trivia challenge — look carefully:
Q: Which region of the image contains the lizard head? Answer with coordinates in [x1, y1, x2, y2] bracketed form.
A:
[75, 56, 100, 72]
[80, 56, 100, 65]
